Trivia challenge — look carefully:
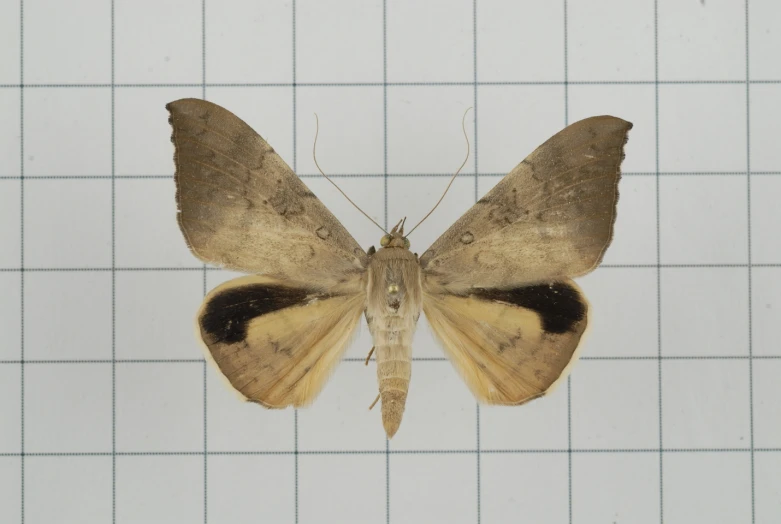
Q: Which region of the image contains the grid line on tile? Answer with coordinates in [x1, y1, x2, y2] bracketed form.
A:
[18, 1, 25, 522]
[744, 1, 756, 521]
[473, 1, 481, 521]
[1, 79, 781, 89]
[110, 1, 117, 522]
[653, 1, 664, 521]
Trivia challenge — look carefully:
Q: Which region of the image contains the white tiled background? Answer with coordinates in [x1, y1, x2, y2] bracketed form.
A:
[0, 1, 779, 523]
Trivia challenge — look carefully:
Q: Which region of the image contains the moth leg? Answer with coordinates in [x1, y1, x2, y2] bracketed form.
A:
[368, 392, 381, 410]
[364, 346, 375, 366]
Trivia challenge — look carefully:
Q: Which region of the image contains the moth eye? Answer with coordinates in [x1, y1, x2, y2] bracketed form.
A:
[403, 238, 410, 249]
[380, 235, 390, 247]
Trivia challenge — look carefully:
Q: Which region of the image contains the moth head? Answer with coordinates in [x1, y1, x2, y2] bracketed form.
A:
[381, 218, 411, 249]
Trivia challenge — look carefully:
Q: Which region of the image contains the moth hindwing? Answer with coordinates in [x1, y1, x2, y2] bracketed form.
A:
[167, 98, 632, 437]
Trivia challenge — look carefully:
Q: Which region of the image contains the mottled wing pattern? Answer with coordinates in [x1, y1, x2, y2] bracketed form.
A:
[423, 280, 588, 404]
[420, 116, 632, 293]
[198, 275, 365, 408]
[167, 98, 366, 285]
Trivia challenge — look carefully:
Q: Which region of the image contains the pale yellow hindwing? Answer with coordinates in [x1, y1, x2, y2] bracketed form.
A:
[198, 274, 365, 408]
[423, 279, 589, 405]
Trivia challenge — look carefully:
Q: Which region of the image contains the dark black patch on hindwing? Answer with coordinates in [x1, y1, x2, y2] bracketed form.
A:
[473, 282, 586, 334]
[201, 284, 311, 344]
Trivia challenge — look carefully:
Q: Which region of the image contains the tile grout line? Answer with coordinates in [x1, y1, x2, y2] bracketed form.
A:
[382, 3, 390, 523]
[563, 1, 573, 523]
[472, 1, 480, 522]
[654, 1, 664, 522]
[291, 2, 298, 522]
[744, 1, 755, 522]
[2, 447, 779, 458]
[19, 1, 25, 522]
[201, 1, 208, 522]
[2, 79, 781, 89]
[3, 170, 781, 181]
[110, 0, 117, 522]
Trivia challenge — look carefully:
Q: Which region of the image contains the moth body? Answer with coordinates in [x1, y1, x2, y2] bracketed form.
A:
[365, 225, 422, 437]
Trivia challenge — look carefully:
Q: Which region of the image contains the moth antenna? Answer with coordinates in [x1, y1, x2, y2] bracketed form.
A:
[313, 113, 388, 235]
[406, 107, 472, 237]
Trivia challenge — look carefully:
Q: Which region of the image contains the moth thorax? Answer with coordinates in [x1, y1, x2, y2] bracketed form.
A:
[387, 283, 400, 294]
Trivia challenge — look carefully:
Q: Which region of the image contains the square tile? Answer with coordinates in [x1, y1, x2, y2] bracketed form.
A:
[752, 268, 781, 357]
[476, 0, 563, 82]
[569, 84, 656, 173]
[205, 0, 292, 84]
[0, 458, 21, 524]
[296, 0, 383, 83]
[298, 360, 386, 451]
[0, 180, 20, 267]
[755, 453, 781, 523]
[0, 1, 20, 83]
[24, 88, 111, 176]
[571, 360, 659, 449]
[658, 85, 747, 172]
[661, 267, 749, 356]
[754, 360, 781, 448]
[480, 383, 568, 450]
[24, 0, 111, 83]
[0, 274, 21, 360]
[299, 454, 385, 524]
[25, 272, 112, 360]
[751, 177, 781, 264]
[24, 179, 112, 268]
[114, 87, 201, 176]
[603, 176, 658, 266]
[391, 454, 476, 524]
[389, 361, 476, 451]
[750, 85, 781, 173]
[116, 455, 203, 523]
[481, 453, 568, 524]
[386, 0, 473, 83]
[578, 267, 658, 358]
[114, 0, 202, 83]
[115, 179, 196, 267]
[749, 0, 781, 79]
[662, 360, 750, 449]
[296, 86, 383, 175]
[388, 86, 475, 175]
[659, 176, 748, 264]
[207, 87, 294, 166]
[0, 91, 20, 176]
[208, 455, 294, 523]
[572, 453, 660, 524]
[0, 366, 20, 453]
[568, 0, 655, 81]
[116, 362, 203, 452]
[25, 456, 112, 524]
[476, 85, 565, 175]
[206, 366, 295, 452]
[25, 364, 112, 452]
[303, 176, 385, 252]
[664, 453, 751, 524]
[387, 176, 476, 263]
[658, 0, 746, 81]
[115, 271, 204, 360]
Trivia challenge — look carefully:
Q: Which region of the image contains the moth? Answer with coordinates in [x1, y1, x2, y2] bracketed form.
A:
[166, 98, 632, 438]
